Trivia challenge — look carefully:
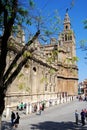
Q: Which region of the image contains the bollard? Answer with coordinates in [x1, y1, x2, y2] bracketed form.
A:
[26, 103, 29, 115]
[37, 102, 40, 111]
[6, 105, 10, 119]
[29, 103, 32, 114]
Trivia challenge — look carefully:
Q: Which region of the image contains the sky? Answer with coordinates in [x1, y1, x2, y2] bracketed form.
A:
[32, 0, 87, 83]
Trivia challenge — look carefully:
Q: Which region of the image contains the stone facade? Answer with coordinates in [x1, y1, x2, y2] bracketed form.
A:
[5, 13, 78, 108]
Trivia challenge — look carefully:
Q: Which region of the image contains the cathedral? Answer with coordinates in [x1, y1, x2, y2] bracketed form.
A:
[5, 12, 78, 108]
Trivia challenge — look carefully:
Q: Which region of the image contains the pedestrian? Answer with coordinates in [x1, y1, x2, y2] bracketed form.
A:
[14, 112, 20, 128]
[42, 103, 45, 111]
[83, 108, 87, 121]
[11, 111, 15, 126]
[75, 110, 79, 125]
[34, 104, 37, 112]
[85, 110, 87, 121]
[39, 105, 42, 115]
[80, 109, 85, 126]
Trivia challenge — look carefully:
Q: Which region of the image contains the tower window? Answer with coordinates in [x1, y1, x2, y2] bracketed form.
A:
[65, 34, 67, 41]
[70, 35, 72, 40]
[65, 25, 68, 30]
[45, 84, 47, 91]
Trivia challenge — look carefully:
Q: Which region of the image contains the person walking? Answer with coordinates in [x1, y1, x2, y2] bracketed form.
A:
[11, 111, 15, 126]
[75, 110, 79, 125]
[38, 105, 42, 115]
[80, 109, 85, 126]
[42, 103, 45, 111]
[85, 109, 87, 121]
[14, 112, 20, 128]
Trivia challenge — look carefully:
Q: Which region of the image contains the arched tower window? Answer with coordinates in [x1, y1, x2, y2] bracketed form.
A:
[65, 34, 67, 41]
[65, 25, 68, 30]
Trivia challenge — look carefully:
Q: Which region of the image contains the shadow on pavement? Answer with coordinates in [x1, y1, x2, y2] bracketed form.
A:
[30, 121, 87, 130]
[1, 121, 13, 130]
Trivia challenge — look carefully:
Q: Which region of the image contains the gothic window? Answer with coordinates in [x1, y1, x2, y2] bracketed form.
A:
[53, 86, 55, 92]
[33, 67, 37, 75]
[33, 67, 36, 72]
[65, 34, 67, 41]
[45, 84, 47, 91]
[65, 25, 68, 30]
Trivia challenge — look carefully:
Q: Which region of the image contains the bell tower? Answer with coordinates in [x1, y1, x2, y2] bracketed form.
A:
[63, 12, 76, 61]
[57, 12, 78, 96]
[64, 13, 71, 31]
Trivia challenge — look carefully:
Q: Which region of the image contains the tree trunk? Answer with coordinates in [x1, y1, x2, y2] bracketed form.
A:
[0, 90, 5, 130]
[0, 116, 2, 130]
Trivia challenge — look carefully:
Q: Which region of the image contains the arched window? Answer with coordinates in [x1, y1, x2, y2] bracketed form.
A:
[65, 34, 67, 41]
[65, 25, 68, 30]
[33, 67, 36, 72]
[33, 67, 37, 75]
[70, 35, 72, 40]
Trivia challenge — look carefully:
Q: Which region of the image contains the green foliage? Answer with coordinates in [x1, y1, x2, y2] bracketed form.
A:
[0, 0, 36, 37]
[44, 30, 53, 36]
[29, 0, 35, 7]
[46, 57, 52, 64]
[49, 69, 56, 75]
[25, 87, 30, 93]
[19, 83, 24, 90]
[40, 77, 48, 83]
[83, 19, 87, 29]
[23, 51, 31, 58]
[46, 50, 58, 64]
[13, 63, 17, 67]
[52, 50, 58, 56]
[18, 73, 24, 78]
[66, 56, 79, 65]
[18, 82, 30, 93]
[72, 56, 79, 63]
[79, 40, 87, 48]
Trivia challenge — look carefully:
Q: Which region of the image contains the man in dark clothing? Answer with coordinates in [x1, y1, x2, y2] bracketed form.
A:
[81, 109, 85, 126]
[14, 112, 20, 128]
[11, 111, 15, 126]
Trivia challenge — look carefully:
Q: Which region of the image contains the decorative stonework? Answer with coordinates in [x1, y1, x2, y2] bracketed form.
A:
[3, 13, 78, 107]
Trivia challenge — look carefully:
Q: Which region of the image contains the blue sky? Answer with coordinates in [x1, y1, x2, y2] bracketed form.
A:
[33, 0, 87, 83]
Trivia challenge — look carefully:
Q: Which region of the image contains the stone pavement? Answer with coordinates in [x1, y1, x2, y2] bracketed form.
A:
[2, 99, 87, 130]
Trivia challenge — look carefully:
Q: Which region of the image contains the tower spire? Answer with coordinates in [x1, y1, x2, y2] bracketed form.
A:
[64, 12, 71, 30]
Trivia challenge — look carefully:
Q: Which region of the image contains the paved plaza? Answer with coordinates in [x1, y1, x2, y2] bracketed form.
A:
[2, 99, 87, 130]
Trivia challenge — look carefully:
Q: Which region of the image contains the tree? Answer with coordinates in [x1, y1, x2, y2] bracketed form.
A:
[79, 20, 87, 59]
[0, 0, 41, 128]
[0, 0, 61, 127]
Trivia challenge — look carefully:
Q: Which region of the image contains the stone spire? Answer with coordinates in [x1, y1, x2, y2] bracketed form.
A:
[63, 12, 71, 30]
